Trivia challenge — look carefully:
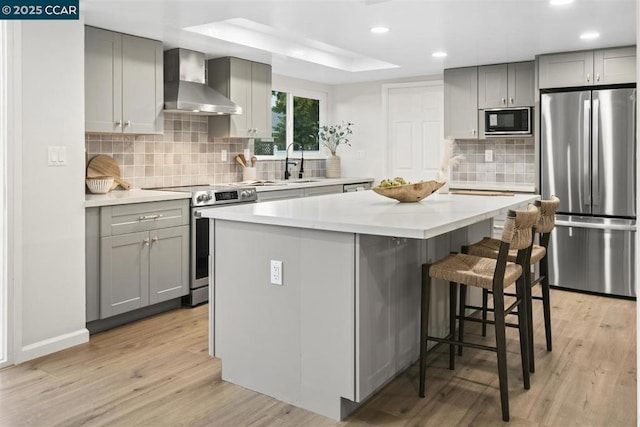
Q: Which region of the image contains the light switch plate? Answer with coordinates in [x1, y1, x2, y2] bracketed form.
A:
[244, 148, 251, 160]
[485, 149, 493, 162]
[48, 146, 67, 166]
[221, 149, 227, 162]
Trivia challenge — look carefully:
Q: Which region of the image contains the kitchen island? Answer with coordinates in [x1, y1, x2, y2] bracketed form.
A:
[202, 190, 538, 420]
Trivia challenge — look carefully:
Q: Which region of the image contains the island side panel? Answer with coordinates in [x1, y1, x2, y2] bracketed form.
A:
[213, 219, 356, 420]
[299, 229, 356, 418]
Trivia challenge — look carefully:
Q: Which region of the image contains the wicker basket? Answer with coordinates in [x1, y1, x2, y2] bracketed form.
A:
[86, 176, 114, 194]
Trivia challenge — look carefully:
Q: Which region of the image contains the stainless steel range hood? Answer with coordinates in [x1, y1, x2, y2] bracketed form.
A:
[163, 48, 242, 115]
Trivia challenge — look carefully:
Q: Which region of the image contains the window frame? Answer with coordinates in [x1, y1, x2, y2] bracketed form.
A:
[255, 85, 328, 160]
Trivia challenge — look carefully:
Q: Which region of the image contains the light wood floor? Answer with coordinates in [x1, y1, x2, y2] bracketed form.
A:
[0, 288, 635, 426]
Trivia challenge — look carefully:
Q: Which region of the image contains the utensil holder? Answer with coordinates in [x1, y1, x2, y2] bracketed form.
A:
[243, 167, 257, 181]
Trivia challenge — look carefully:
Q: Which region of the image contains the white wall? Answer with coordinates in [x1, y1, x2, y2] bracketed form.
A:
[329, 76, 442, 182]
[10, 19, 88, 363]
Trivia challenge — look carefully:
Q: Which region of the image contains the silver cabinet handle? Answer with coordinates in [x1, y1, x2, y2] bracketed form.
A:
[502, 98, 506, 105]
[152, 236, 159, 243]
[509, 97, 514, 104]
[115, 120, 122, 127]
[596, 72, 600, 82]
[471, 129, 476, 136]
[139, 214, 163, 221]
[124, 120, 131, 127]
[586, 73, 591, 82]
[143, 238, 150, 246]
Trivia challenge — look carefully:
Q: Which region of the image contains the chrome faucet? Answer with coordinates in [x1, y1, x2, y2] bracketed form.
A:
[284, 142, 304, 180]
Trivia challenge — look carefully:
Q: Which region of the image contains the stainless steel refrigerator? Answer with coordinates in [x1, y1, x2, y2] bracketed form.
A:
[541, 88, 636, 298]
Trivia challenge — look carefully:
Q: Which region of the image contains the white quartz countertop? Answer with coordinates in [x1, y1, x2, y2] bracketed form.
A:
[201, 190, 540, 239]
[85, 178, 374, 207]
[84, 189, 191, 208]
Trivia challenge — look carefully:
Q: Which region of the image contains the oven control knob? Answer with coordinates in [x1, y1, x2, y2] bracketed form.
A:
[196, 193, 213, 203]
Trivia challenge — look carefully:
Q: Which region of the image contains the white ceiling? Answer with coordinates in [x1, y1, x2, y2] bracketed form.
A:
[82, 0, 636, 85]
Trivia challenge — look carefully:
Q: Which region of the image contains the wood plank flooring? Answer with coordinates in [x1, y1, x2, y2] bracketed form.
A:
[0, 288, 635, 426]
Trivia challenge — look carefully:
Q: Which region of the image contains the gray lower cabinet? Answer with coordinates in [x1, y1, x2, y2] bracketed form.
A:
[356, 235, 423, 401]
[87, 199, 189, 322]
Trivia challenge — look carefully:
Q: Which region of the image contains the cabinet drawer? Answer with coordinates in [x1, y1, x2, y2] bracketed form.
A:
[101, 200, 189, 236]
[304, 185, 343, 197]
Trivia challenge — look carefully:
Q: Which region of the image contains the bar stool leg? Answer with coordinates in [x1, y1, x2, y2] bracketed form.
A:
[457, 284, 467, 356]
[492, 286, 510, 422]
[540, 254, 552, 351]
[515, 276, 531, 390]
[419, 264, 431, 398]
[449, 282, 457, 370]
[481, 288, 488, 337]
[524, 262, 535, 373]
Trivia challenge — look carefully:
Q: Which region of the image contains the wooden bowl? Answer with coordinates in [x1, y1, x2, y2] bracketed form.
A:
[372, 180, 445, 202]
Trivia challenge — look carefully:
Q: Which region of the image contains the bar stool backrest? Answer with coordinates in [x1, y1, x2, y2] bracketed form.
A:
[500, 204, 540, 251]
[535, 196, 560, 234]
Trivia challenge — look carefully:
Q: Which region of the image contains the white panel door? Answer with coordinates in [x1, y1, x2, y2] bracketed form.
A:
[386, 82, 444, 182]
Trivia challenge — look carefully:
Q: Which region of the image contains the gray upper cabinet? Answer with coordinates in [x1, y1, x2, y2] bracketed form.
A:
[478, 62, 534, 108]
[538, 47, 636, 89]
[85, 26, 163, 134]
[593, 47, 637, 85]
[208, 57, 272, 138]
[444, 67, 478, 139]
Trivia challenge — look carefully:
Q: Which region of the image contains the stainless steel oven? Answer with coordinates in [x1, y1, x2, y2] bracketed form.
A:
[150, 185, 257, 306]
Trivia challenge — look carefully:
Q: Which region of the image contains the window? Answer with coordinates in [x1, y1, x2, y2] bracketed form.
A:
[254, 89, 323, 156]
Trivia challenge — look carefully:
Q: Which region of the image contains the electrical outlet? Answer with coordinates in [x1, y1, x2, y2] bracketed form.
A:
[485, 149, 493, 162]
[221, 149, 227, 162]
[270, 260, 283, 285]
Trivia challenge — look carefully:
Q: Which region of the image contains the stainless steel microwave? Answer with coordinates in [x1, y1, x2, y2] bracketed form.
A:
[483, 107, 532, 136]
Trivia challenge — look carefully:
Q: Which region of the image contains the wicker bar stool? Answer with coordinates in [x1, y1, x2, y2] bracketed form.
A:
[460, 197, 560, 374]
[419, 205, 539, 422]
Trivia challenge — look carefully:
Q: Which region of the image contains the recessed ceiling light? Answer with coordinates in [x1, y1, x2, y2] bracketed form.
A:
[580, 32, 600, 40]
[550, 0, 574, 5]
[432, 51, 448, 58]
[370, 26, 389, 34]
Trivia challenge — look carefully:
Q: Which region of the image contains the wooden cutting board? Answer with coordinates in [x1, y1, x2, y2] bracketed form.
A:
[451, 190, 514, 196]
[86, 155, 131, 190]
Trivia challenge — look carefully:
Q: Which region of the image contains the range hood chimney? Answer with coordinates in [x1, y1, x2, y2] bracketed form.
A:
[163, 48, 241, 115]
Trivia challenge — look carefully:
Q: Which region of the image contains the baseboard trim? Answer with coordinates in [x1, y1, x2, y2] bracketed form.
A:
[17, 328, 89, 364]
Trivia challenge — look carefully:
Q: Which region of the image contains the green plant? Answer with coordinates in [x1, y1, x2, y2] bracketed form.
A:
[313, 121, 354, 155]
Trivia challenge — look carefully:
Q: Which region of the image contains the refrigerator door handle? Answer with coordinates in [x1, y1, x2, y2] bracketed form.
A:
[583, 99, 591, 206]
[592, 98, 600, 206]
[556, 219, 637, 232]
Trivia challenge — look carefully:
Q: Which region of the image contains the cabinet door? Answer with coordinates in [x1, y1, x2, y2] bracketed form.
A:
[356, 235, 395, 401]
[538, 51, 594, 89]
[121, 34, 164, 134]
[508, 61, 534, 107]
[85, 27, 122, 133]
[392, 238, 422, 371]
[594, 47, 636, 85]
[149, 225, 189, 304]
[478, 64, 508, 109]
[444, 67, 478, 139]
[228, 58, 252, 137]
[100, 231, 150, 318]
[251, 61, 273, 138]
